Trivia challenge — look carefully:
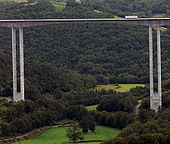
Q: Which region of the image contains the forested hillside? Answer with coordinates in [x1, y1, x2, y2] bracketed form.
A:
[0, 48, 96, 97]
[102, 0, 170, 17]
[1, 0, 170, 87]
[0, 0, 170, 143]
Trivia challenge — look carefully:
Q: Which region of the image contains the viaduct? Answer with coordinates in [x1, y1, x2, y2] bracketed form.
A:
[0, 18, 169, 112]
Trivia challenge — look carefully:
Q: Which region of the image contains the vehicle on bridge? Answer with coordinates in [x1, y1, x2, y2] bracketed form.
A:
[125, 16, 138, 19]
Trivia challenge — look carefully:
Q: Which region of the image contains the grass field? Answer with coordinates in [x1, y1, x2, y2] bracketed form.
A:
[13, 126, 120, 144]
[114, 16, 122, 19]
[94, 10, 103, 14]
[50, 1, 66, 12]
[94, 10, 122, 19]
[93, 84, 145, 92]
[24, 1, 66, 12]
[86, 105, 98, 111]
[138, 100, 143, 104]
[152, 13, 166, 18]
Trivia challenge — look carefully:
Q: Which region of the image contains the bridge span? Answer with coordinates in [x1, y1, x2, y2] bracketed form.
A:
[0, 18, 168, 112]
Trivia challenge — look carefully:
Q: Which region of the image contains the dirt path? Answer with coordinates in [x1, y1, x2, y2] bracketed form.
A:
[5, 97, 12, 102]
[135, 103, 141, 115]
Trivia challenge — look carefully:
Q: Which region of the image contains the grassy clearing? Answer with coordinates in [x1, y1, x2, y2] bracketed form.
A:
[94, 10, 103, 14]
[160, 27, 167, 32]
[50, 1, 66, 12]
[25, 2, 37, 6]
[153, 26, 167, 32]
[138, 100, 143, 104]
[93, 10, 122, 19]
[86, 105, 98, 111]
[24, 1, 66, 12]
[13, 126, 120, 144]
[114, 16, 122, 19]
[93, 84, 145, 92]
[116, 84, 145, 92]
[152, 13, 166, 18]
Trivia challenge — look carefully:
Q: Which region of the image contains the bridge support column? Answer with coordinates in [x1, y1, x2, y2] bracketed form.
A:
[19, 27, 25, 100]
[12, 27, 17, 101]
[149, 26, 154, 110]
[157, 26, 162, 108]
[12, 27, 25, 101]
[149, 26, 162, 112]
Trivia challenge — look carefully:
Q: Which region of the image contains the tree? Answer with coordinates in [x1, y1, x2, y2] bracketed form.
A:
[80, 116, 96, 133]
[67, 105, 88, 120]
[66, 126, 84, 143]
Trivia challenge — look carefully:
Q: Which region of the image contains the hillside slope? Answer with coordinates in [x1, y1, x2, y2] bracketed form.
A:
[0, 0, 170, 86]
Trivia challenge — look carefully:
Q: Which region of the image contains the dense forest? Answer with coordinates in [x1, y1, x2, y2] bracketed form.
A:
[0, 0, 170, 144]
[1, 0, 170, 86]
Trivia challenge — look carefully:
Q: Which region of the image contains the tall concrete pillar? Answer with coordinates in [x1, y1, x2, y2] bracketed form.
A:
[19, 27, 25, 100]
[157, 26, 162, 108]
[149, 26, 154, 109]
[12, 27, 17, 101]
[149, 26, 162, 112]
[12, 27, 25, 101]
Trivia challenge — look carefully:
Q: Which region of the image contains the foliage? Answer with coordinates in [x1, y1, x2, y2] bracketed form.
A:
[0, 50, 97, 98]
[0, 96, 67, 137]
[67, 105, 88, 121]
[104, 108, 170, 144]
[97, 93, 137, 113]
[66, 126, 84, 143]
[90, 111, 137, 129]
[80, 115, 96, 133]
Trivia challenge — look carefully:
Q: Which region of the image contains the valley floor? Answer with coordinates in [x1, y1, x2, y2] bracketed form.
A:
[12, 126, 120, 144]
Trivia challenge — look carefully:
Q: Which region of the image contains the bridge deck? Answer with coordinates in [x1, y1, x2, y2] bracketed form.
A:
[0, 18, 170, 27]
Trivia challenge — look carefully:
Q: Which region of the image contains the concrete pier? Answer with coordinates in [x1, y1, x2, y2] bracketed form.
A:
[148, 26, 162, 112]
[12, 27, 17, 101]
[149, 26, 154, 110]
[19, 27, 25, 100]
[157, 26, 162, 108]
[12, 27, 25, 101]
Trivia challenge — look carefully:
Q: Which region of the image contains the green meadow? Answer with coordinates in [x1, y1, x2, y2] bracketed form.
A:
[12, 126, 120, 144]
[114, 16, 122, 19]
[50, 1, 66, 12]
[86, 105, 98, 111]
[24, 1, 66, 12]
[93, 84, 145, 92]
[94, 10, 103, 14]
